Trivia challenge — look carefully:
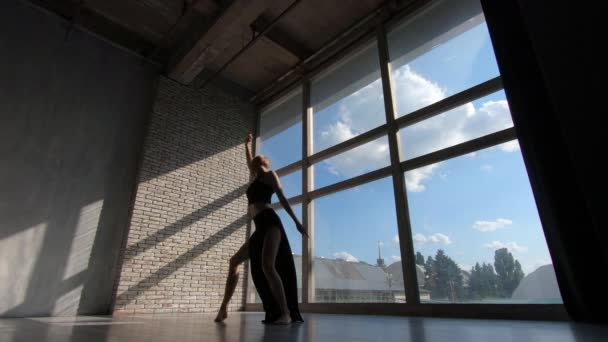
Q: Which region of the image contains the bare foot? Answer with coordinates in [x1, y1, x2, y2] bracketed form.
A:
[214, 308, 227, 322]
[270, 314, 291, 325]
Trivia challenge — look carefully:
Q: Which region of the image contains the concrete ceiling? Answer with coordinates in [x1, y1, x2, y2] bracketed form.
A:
[29, 0, 396, 96]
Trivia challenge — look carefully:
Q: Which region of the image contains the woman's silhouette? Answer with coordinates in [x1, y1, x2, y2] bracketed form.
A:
[215, 133, 307, 325]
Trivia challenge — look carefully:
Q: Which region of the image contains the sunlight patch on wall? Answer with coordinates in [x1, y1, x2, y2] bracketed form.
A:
[0, 222, 47, 313]
[62, 200, 104, 281]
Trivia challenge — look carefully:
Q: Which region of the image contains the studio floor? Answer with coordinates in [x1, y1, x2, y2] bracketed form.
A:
[1, 312, 607, 342]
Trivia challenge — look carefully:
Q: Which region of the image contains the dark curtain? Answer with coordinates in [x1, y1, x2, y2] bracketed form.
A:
[480, 0, 604, 323]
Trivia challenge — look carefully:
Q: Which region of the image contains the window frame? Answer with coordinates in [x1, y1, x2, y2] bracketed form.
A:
[247, 0, 563, 320]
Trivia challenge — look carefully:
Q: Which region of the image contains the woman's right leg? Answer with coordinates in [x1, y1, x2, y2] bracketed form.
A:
[215, 240, 249, 322]
[261, 226, 291, 324]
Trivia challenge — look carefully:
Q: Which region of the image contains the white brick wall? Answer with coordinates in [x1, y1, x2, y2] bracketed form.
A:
[112, 77, 256, 314]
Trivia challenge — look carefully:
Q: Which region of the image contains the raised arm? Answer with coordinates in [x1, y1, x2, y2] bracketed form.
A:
[244, 133, 254, 173]
[269, 171, 308, 238]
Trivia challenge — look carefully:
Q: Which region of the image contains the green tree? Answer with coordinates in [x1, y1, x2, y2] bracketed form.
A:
[467, 262, 500, 300]
[416, 252, 425, 265]
[424, 256, 436, 293]
[512, 260, 525, 293]
[494, 248, 525, 297]
[477, 263, 496, 298]
[468, 263, 483, 300]
[433, 250, 463, 301]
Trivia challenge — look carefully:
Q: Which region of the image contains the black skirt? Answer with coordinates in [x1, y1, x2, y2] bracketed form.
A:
[249, 208, 303, 323]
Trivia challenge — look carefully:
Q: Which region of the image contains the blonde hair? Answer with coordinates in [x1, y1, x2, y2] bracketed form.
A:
[251, 155, 270, 170]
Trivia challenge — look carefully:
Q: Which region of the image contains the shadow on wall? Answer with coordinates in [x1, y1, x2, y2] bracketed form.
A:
[0, 0, 156, 318]
[109, 75, 256, 313]
[114, 215, 249, 307]
[0, 0, 252, 318]
[120, 185, 248, 264]
[136, 75, 255, 184]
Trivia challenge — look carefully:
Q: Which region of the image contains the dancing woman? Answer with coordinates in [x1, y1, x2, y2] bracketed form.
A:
[215, 133, 307, 324]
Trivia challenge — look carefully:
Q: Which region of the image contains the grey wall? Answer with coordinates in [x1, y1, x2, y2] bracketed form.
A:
[113, 77, 255, 314]
[0, 0, 158, 317]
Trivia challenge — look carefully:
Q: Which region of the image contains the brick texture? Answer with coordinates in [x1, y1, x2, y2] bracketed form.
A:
[112, 77, 256, 314]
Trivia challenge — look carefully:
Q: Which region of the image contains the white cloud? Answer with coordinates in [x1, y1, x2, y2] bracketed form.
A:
[316, 65, 515, 192]
[336, 79, 385, 134]
[320, 120, 355, 147]
[392, 235, 400, 245]
[413, 233, 427, 244]
[483, 241, 527, 253]
[477, 100, 512, 126]
[320, 122, 390, 178]
[523, 259, 552, 274]
[334, 251, 358, 262]
[413, 233, 452, 245]
[392, 65, 445, 114]
[480, 164, 493, 172]
[459, 264, 473, 271]
[391, 256, 401, 261]
[405, 163, 440, 192]
[473, 218, 513, 232]
[429, 233, 452, 245]
[500, 140, 520, 152]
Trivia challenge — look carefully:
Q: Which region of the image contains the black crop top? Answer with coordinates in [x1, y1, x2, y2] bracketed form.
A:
[246, 177, 274, 204]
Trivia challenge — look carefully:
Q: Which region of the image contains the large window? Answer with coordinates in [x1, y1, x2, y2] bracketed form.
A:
[258, 90, 302, 170]
[313, 136, 390, 190]
[387, 0, 499, 118]
[398, 91, 513, 161]
[312, 42, 385, 153]
[274, 170, 302, 200]
[406, 142, 561, 303]
[312, 177, 402, 303]
[250, 0, 562, 309]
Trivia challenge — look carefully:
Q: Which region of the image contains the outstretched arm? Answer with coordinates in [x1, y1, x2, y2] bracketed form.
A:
[244, 133, 254, 173]
[269, 171, 309, 238]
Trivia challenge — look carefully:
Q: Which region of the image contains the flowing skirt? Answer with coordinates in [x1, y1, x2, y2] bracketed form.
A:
[249, 208, 303, 323]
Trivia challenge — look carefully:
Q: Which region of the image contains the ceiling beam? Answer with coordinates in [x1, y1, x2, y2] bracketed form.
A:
[250, 15, 311, 61]
[168, 0, 274, 84]
[25, 0, 161, 62]
[251, 0, 430, 106]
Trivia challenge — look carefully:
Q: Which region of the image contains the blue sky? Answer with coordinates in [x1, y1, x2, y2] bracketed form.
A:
[259, 22, 554, 276]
